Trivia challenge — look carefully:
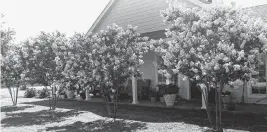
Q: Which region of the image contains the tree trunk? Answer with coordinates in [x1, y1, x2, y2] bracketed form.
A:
[241, 81, 246, 104]
[215, 82, 218, 131]
[218, 80, 223, 132]
[8, 87, 15, 105]
[201, 87, 213, 127]
[8, 85, 19, 106]
[15, 87, 19, 105]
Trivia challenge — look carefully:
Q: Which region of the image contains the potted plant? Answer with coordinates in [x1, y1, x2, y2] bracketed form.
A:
[164, 84, 179, 107]
[79, 90, 86, 100]
[149, 88, 157, 102]
[158, 84, 167, 102]
[221, 90, 232, 110]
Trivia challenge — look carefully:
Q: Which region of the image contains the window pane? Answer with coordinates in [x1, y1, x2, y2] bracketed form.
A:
[158, 73, 167, 84]
[252, 53, 266, 94]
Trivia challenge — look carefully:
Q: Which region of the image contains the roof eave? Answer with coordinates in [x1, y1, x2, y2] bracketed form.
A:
[85, 0, 117, 36]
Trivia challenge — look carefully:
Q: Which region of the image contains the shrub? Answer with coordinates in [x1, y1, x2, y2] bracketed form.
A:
[148, 88, 158, 97]
[36, 87, 50, 98]
[222, 91, 231, 96]
[165, 84, 179, 95]
[24, 88, 36, 98]
[158, 84, 167, 97]
[58, 88, 66, 95]
[79, 90, 86, 100]
[20, 85, 27, 90]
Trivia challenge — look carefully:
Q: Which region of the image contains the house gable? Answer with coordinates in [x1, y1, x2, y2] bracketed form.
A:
[89, 0, 199, 35]
[248, 4, 267, 22]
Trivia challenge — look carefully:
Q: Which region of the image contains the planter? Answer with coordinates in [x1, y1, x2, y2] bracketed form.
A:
[160, 96, 165, 102]
[164, 94, 176, 107]
[66, 91, 75, 99]
[150, 97, 157, 102]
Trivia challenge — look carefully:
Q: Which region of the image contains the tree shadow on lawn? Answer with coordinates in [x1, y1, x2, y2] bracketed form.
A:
[46, 119, 147, 132]
[1, 105, 34, 112]
[1, 109, 83, 127]
[23, 99, 267, 132]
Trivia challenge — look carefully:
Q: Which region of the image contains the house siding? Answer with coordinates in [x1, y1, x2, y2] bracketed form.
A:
[224, 84, 267, 104]
[246, 4, 267, 22]
[93, 0, 197, 34]
[89, 0, 267, 103]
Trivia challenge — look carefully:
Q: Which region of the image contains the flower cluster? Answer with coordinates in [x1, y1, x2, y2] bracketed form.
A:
[55, 24, 149, 92]
[151, 1, 267, 89]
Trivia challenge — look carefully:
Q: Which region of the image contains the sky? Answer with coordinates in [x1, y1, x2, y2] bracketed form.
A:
[1, 0, 267, 43]
[0, 0, 110, 43]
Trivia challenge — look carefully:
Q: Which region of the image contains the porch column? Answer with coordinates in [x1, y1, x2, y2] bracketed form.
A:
[85, 89, 90, 100]
[201, 86, 208, 109]
[132, 68, 138, 104]
[154, 54, 159, 90]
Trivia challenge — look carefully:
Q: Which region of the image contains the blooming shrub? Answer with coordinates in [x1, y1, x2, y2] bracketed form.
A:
[89, 24, 149, 91]
[150, 1, 267, 130]
[24, 88, 36, 98]
[20, 31, 68, 87]
[36, 87, 50, 98]
[151, 1, 267, 89]
[19, 85, 27, 90]
[57, 24, 149, 95]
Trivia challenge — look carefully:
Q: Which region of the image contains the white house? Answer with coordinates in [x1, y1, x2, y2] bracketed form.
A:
[87, 0, 267, 105]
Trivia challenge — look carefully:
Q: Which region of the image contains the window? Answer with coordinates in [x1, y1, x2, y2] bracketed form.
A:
[251, 53, 267, 95]
[158, 73, 167, 84]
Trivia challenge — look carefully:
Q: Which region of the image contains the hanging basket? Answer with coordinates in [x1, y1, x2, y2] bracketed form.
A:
[164, 94, 176, 107]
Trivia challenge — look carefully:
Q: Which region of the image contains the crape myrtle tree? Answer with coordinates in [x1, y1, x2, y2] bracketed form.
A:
[89, 24, 149, 118]
[150, 1, 267, 131]
[1, 46, 27, 106]
[55, 33, 95, 98]
[0, 17, 23, 106]
[56, 24, 149, 118]
[21, 31, 68, 88]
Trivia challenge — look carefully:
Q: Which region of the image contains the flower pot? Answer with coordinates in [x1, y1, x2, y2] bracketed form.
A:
[66, 91, 75, 99]
[160, 96, 165, 102]
[60, 95, 65, 99]
[150, 97, 156, 102]
[164, 94, 176, 107]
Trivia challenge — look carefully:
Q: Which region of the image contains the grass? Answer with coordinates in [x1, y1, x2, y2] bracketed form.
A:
[1, 88, 267, 132]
